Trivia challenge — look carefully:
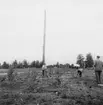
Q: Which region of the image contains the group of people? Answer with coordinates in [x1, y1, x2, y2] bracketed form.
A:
[42, 56, 103, 85]
[77, 55, 103, 85]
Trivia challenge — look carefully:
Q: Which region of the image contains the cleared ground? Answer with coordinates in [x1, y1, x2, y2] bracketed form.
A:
[0, 67, 103, 105]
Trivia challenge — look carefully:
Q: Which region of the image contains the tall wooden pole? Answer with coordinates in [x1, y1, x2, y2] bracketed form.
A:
[43, 10, 46, 65]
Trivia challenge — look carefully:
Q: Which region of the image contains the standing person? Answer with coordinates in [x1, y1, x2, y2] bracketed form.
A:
[42, 63, 47, 77]
[94, 56, 103, 85]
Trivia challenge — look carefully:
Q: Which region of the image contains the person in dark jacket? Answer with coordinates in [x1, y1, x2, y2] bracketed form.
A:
[77, 68, 83, 77]
[94, 56, 103, 84]
[77, 61, 85, 77]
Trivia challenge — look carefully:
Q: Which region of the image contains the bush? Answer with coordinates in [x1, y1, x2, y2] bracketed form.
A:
[0, 76, 6, 82]
[7, 67, 15, 82]
[22, 71, 39, 93]
[49, 77, 61, 88]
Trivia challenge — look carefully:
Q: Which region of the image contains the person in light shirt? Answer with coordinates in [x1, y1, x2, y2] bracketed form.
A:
[42, 63, 47, 76]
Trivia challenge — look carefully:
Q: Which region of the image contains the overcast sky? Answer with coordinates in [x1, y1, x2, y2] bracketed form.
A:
[0, 0, 103, 64]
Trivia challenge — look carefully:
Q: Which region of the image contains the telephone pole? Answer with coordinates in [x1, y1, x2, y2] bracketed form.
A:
[42, 10, 46, 65]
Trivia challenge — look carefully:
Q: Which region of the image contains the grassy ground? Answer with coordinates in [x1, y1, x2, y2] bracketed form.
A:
[0, 68, 103, 105]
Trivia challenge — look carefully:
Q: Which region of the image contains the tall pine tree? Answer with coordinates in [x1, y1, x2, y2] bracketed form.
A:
[85, 53, 94, 68]
[76, 54, 84, 67]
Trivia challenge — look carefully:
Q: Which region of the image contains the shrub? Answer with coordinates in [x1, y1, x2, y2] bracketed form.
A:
[22, 71, 39, 93]
[7, 66, 15, 82]
[0, 76, 6, 82]
[49, 77, 61, 88]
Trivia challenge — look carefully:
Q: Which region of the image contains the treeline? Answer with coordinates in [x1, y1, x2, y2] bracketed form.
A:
[0, 60, 43, 69]
[47, 62, 78, 69]
[48, 52, 95, 69]
[0, 52, 94, 69]
[49, 53, 95, 69]
[0, 60, 80, 69]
